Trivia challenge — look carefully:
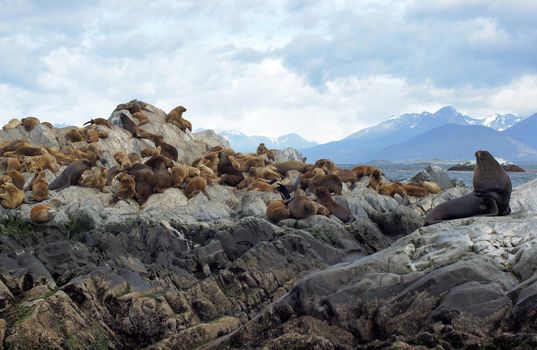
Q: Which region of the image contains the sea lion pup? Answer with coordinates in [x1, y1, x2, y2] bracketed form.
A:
[98, 130, 109, 139]
[145, 154, 173, 171]
[84, 127, 100, 143]
[377, 182, 407, 198]
[170, 165, 189, 187]
[3, 118, 21, 130]
[401, 183, 429, 197]
[424, 150, 512, 226]
[2, 157, 21, 171]
[184, 176, 210, 199]
[111, 173, 136, 203]
[127, 152, 142, 164]
[49, 158, 93, 191]
[154, 135, 178, 162]
[0, 180, 24, 208]
[83, 118, 112, 128]
[23, 152, 60, 173]
[166, 105, 192, 132]
[79, 168, 97, 188]
[266, 200, 291, 223]
[275, 160, 309, 175]
[65, 128, 85, 142]
[313, 159, 337, 175]
[418, 181, 442, 194]
[256, 143, 275, 161]
[21, 117, 40, 131]
[287, 188, 316, 220]
[132, 111, 150, 126]
[31, 170, 49, 201]
[6, 170, 25, 190]
[353, 165, 381, 179]
[132, 167, 154, 204]
[93, 167, 108, 190]
[141, 146, 161, 158]
[197, 164, 218, 184]
[30, 199, 62, 223]
[314, 187, 353, 223]
[114, 152, 132, 168]
[119, 113, 138, 137]
[313, 201, 331, 216]
[307, 169, 343, 195]
[153, 169, 172, 193]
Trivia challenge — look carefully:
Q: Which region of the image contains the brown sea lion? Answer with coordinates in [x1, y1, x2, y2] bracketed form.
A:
[141, 146, 161, 158]
[106, 165, 124, 186]
[65, 128, 84, 142]
[23, 153, 60, 173]
[418, 181, 442, 194]
[84, 127, 100, 143]
[132, 111, 150, 125]
[98, 130, 109, 139]
[6, 170, 25, 190]
[313, 201, 331, 216]
[170, 165, 188, 187]
[30, 199, 62, 223]
[377, 182, 407, 198]
[133, 168, 154, 204]
[221, 173, 244, 187]
[145, 154, 173, 171]
[2, 118, 21, 130]
[217, 151, 241, 176]
[401, 183, 429, 197]
[248, 180, 277, 193]
[114, 151, 132, 168]
[167, 105, 192, 131]
[184, 176, 210, 199]
[154, 135, 178, 162]
[2, 157, 21, 171]
[287, 188, 316, 220]
[336, 168, 358, 184]
[368, 169, 383, 190]
[112, 173, 136, 203]
[266, 200, 291, 223]
[313, 159, 337, 175]
[4, 146, 44, 157]
[425, 150, 512, 226]
[254, 166, 283, 182]
[93, 167, 108, 190]
[21, 117, 40, 131]
[153, 169, 172, 193]
[49, 159, 93, 191]
[119, 113, 138, 137]
[256, 143, 275, 161]
[137, 129, 160, 143]
[0, 181, 24, 208]
[197, 164, 218, 184]
[353, 165, 381, 179]
[83, 118, 112, 128]
[314, 187, 353, 222]
[31, 170, 49, 201]
[127, 152, 142, 164]
[307, 170, 343, 194]
[275, 160, 308, 175]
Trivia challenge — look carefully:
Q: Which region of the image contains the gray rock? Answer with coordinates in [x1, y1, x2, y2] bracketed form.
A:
[411, 165, 455, 189]
[272, 147, 304, 162]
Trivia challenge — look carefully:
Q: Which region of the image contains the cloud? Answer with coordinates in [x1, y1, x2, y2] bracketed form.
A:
[0, 0, 536, 144]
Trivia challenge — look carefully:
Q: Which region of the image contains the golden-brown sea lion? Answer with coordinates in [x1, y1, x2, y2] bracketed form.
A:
[132, 111, 150, 125]
[23, 153, 60, 173]
[287, 188, 316, 220]
[31, 170, 49, 201]
[2, 118, 21, 130]
[2, 157, 21, 171]
[197, 164, 218, 184]
[307, 169, 342, 194]
[254, 166, 283, 182]
[368, 169, 383, 190]
[377, 182, 407, 198]
[184, 176, 210, 199]
[98, 130, 109, 139]
[0, 181, 24, 208]
[313, 201, 331, 216]
[83, 118, 112, 128]
[21, 117, 40, 132]
[30, 199, 61, 223]
[336, 168, 358, 184]
[352, 165, 381, 179]
[84, 127, 100, 143]
[49, 159, 93, 191]
[266, 200, 291, 223]
[314, 187, 353, 223]
[112, 173, 136, 203]
[141, 146, 161, 158]
[313, 159, 337, 175]
[401, 183, 429, 197]
[65, 128, 84, 142]
[256, 143, 275, 161]
[170, 165, 188, 188]
[167, 105, 192, 131]
[425, 150, 512, 226]
[114, 152, 132, 168]
[275, 160, 308, 175]
[217, 152, 241, 176]
[4, 146, 44, 157]
[248, 180, 277, 193]
[154, 135, 178, 162]
[418, 181, 442, 194]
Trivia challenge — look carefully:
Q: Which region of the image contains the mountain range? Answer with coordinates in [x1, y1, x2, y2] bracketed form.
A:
[204, 130, 318, 152]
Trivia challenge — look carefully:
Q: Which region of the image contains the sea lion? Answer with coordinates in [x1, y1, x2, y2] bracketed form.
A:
[114, 152, 132, 167]
[49, 159, 93, 191]
[256, 143, 275, 161]
[266, 200, 291, 223]
[314, 187, 353, 222]
[84, 127, 100, 143]
[184, 176, 210, 199]
[154, 135, 178, 162]
[221, 173, 244, 187]
[128, 152, 142, 164]
[0, 181, 24, 208]
[275, 160, 308, 175]
[119, 113, 138, 137]
[352, 165, 381, 179]
[3, 118, 21, 130]
[21, 117, 40, 132]
[98, 130, 109, 139]
[197, 164, 218, 184]
[30, 199, 61, 223]
[31, 170, 49, 201]
[170, 165, 188, 187]
[167, 105, 192, 131]
[424, 150, 512, 226]
[106, 165, 124, 186]
[401, 183, 429, 197]
[83, 118, 112, 128]
[132, 111, 150, 125]
[23, 153, 60, 173]
[217, 152, 241, 176]
[248, 180, 277, 193]
[377, 182, 407, 198]
[145, 154, 173, 171]
[65, 128, 84, 142]
[2, 157, 21, 171]
[254, 166, 283, 182]
[287, 188, 316, 220]
[4, 146, 44, 157]
[368, 169, 383, 190]
[336, 169, 358, 184]
[132, 167, 154, 204]
[6, 170, 25, 190]
[313, 159, 337, 175]
[142, 146, 161, 157]
[93, 167, 108, 190]
[112, 173, 136, 203]
[313, 201, 331, 216]
[153, 169, 172, 193]
[307, 170, 343, 195]
[419, 181, 442, 194]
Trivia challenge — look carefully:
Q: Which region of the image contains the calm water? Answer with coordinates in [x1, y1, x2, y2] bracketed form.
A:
[342, 163, 537, 188]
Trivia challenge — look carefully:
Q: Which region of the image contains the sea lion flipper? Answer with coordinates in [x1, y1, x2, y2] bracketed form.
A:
[202, 189, 211, 200]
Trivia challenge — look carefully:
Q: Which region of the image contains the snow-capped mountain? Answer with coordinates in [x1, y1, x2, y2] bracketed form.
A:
[480, 114, 524, 131]
[213, 130, 318, 152]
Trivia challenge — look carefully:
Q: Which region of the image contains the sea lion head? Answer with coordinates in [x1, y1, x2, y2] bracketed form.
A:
[474, 150, 512, 215]
[314, 187, 330, 199]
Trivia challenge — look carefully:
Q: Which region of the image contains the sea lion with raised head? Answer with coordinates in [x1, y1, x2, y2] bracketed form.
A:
[314, 187, 353, 222]
[287, 188, 316, 220]
[2, 118, 21, 130]
[6, 170, 25, 190]
[154, 135, 178, 162]
[31, 170, 49, 201]
[49, 159, 93, 191]
[0, 180, 24, 208]
[425, 150, 512, 226]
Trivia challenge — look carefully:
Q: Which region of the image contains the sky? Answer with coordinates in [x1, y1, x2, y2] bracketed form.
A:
[1, 0, 537, 143]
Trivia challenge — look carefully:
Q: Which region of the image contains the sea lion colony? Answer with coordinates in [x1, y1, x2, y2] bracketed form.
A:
[0, 101, 509, 226]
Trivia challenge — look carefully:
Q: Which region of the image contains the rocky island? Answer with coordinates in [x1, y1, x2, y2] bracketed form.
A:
[1, 101, 536, 349]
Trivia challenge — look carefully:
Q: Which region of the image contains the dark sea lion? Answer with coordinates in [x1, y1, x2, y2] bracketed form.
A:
[221, 173, 244, 187]
[217, 152, 241, 176]
[133, 168, 154, 204]
[49, 159, 93, 191]
[314, 187, 353, 223]
[153, 169, 172, 193]
[21, 117, 40, 131]
[6, 170, 25, 190]
[119, 113, 138, 137]
[425, 150, 512, 226]
[154, 135, 178, 162]
[145, 154, 173, 171]
[352, 165, 381, 179]
[307, 171, 342, 195]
